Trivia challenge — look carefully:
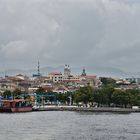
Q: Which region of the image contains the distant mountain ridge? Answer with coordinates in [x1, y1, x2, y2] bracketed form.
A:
[0, 66, 139, 78]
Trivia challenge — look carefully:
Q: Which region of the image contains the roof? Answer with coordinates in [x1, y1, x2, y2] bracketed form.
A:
[80, 75, 96, 79]
[63, 80, 80, 82]
[16, 74, 24, 77]
[0, 99, 25, 103]
[49, 72, 62, 75]
[54, 86, 69, 91]
[6, 76, 23, 81]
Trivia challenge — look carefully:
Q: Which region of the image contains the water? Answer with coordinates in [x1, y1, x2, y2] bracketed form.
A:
[0, 111, 140, 140]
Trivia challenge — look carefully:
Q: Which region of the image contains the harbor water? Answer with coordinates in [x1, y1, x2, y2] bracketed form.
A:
[0, 111, 140, 140]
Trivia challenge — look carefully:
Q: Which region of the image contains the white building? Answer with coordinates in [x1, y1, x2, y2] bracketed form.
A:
[49, 72, 63, 83]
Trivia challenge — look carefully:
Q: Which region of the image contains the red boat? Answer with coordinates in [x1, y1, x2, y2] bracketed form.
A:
[0, 99, 32, 112]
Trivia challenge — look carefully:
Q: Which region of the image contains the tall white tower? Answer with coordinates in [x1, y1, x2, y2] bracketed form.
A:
[64, 64, 71, 76]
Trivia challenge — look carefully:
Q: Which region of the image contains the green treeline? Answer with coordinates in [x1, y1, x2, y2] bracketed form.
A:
[2, 87, 140, 108]
[73, 86, 140, 108]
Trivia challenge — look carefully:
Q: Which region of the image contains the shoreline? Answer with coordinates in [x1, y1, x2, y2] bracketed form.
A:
[33, 106, 140, 113]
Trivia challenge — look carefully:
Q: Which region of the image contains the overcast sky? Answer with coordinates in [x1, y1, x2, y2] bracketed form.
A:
[0, 0, 140, 73]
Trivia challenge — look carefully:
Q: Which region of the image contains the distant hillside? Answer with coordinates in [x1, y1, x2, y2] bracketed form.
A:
[0, 65, 139, 78]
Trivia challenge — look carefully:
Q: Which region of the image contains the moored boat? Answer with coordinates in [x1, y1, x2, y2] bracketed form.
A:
[0, 99, 32, 112]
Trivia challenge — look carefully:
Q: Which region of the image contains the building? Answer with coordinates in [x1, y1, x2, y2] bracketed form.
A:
[49, 72, 63, 83]
[80, 75, 98, 87]
[53, 86, 69, 93]
[125, 77, 140, 84]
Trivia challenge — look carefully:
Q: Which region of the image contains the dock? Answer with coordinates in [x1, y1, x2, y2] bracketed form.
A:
[32, 106, 140, 113]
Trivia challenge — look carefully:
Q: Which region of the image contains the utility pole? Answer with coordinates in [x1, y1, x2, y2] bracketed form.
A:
[69, 95, 72, 106]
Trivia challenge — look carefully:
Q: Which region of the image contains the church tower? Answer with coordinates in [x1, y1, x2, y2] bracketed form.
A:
[81, 68, 86, 76]
[64, 64, 71, 76]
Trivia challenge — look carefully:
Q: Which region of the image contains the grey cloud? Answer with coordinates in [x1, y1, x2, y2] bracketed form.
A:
[0, 0, 140, 74]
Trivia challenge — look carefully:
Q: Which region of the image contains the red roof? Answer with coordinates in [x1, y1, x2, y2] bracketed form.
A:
[49, 72, 62, 75]
[81, 75, 96, 79]
[0, 99, 25, 103]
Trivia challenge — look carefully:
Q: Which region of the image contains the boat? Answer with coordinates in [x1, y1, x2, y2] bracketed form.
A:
[0, 99, 32, 112]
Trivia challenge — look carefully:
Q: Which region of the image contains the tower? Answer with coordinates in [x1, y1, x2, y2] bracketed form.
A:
[38, 61, 40, 75]
[64, 64, 67, 76]
[64, 64, 71, 76]
[32, 61, 41, 78]
[67, 65, 71, 76]
[81, 68, 86, 76]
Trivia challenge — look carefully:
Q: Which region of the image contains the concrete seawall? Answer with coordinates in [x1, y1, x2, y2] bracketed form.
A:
[33, 106, 140, 113]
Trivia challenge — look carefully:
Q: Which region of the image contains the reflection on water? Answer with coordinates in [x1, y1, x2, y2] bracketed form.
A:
[0, 111, 140, 140]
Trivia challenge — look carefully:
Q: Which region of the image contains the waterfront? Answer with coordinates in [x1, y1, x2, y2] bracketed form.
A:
[0, 112, 140, 140]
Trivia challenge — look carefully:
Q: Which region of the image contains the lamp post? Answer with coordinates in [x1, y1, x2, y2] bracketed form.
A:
[69, 95, 72, 106]
[34, 93, 37, 107]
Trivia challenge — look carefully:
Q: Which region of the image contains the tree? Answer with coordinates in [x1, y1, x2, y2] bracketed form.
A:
[93, 89, 108, 106]
[102, 86, 115, 106]
[100, 77, 116, 87]
[24, 94, 32, 101]
[112, 90, 131, 108]
[12, 89, 22, 99]
[3, 90, 12, 99]
[126, 89, 140, 106]
[73, 86, 93, 107]
[36, 87, 46, 94]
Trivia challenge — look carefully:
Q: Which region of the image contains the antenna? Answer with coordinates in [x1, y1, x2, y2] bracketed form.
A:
[38, 61, 40, 75]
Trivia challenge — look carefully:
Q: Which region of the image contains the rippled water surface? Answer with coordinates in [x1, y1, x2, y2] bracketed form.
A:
[0, 111, 140, 140]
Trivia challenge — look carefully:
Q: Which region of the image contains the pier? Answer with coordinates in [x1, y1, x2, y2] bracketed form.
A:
[33, 106, 140, 113]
